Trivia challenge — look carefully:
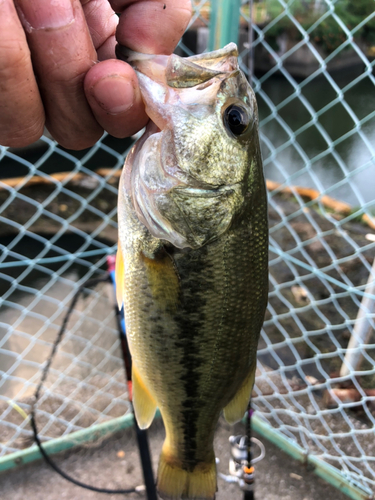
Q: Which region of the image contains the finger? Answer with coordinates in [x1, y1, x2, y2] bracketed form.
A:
[113, 0, 192, 54]
[15, 0, 103, 150]
[0, 0, 44, 148]
[96, 36, 117, 62]
[84, 59, 148, 138]
[80, 0, 118, 59]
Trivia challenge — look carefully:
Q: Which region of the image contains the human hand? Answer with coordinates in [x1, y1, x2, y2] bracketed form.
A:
[0, 0, 191, 150]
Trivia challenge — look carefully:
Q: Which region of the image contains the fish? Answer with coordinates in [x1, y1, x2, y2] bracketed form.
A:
[115, 42, 268, 500]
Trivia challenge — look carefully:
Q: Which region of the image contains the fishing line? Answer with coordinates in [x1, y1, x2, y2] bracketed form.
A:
[30, 273, 139, 495]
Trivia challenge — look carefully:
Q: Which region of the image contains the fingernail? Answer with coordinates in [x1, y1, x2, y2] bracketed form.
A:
[15, 0, 74, 31]
[92, 77, 135, 115]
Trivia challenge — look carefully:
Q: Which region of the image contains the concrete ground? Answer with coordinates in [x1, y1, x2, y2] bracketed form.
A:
[0, 417, 347, 500]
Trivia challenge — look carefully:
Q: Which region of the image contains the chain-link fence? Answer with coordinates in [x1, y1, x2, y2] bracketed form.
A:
[1, 0, 375, 498]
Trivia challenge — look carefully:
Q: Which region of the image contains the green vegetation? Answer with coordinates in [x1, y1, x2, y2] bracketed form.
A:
[262, 0, 375, 54]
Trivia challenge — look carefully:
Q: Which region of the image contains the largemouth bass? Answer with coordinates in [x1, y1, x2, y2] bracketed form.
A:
[115, 43, 268, 500]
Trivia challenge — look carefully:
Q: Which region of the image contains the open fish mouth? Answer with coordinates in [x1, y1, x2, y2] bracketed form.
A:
[118, 43, 251, 249]
[116, 43, 239, 90]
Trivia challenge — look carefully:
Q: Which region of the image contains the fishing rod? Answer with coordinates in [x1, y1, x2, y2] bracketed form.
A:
[218, 403, 266, 500]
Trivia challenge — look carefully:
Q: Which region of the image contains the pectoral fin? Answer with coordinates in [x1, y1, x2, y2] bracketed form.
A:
[223, 365, 256, 424]
[115, 242, 125, 310]
[141, 248, 180, 313]
[132, 366, 157, 429]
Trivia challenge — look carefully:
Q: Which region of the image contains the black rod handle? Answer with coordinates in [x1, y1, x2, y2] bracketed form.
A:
[244, 490, 255, 500]
[134, 420, 158, 500]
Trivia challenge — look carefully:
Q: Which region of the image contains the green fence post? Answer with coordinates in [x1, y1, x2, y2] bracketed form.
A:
[208, 0, 242, 51]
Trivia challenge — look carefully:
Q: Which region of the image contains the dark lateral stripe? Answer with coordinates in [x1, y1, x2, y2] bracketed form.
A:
[173, 245, 211, 470]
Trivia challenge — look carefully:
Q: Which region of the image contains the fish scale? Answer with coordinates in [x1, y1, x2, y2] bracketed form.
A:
[116, 43, 268, 500]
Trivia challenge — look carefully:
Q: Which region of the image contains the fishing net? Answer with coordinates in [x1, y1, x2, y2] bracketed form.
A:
[238, 0, 375, 496]
[0, 0, 375, 497]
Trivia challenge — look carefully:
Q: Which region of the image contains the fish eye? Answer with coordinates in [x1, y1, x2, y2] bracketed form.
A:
[223, 104, 250, 137]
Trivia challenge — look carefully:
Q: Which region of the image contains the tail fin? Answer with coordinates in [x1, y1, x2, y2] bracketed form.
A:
[157, 447, 217, 500]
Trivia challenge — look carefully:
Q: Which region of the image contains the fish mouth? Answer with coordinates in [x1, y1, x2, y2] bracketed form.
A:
[116, 43, 239, 89]
[122, 43, 244, 191]
[120, 43, 245, 249]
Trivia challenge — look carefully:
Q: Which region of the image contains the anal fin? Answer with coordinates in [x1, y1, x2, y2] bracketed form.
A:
[223, 364, 256, 424]
[132, 366, 157, 429]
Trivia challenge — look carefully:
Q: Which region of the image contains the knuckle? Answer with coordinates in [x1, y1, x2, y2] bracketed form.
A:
[50, 128, 103, 151]
[45, 61, 90, 89]
[0, 41, 31, 81]
[1, 120, 45, 148]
